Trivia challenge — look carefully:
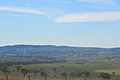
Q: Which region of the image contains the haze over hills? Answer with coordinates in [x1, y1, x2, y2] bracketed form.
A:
[0, 45, 120, 56]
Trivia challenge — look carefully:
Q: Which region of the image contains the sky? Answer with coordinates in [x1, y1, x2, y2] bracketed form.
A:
[0, 0, 120, 48]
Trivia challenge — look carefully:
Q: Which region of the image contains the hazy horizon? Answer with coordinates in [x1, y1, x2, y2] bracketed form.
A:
[0, 44, 120, 48]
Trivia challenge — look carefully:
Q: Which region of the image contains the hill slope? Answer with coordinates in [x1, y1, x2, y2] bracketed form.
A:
[0, 45, 120, 56]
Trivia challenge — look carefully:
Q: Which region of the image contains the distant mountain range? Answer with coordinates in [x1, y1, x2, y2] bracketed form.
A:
[0, 45, 120, 56]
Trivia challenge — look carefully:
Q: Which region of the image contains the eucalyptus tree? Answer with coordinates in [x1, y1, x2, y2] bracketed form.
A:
[21, 68, 30, 77]
[38, 69, 48, 80]
[29, 69, 39, 77]
[0, 66, 10, 80]
[99, 72, 111, 79]
[21, 68, 32, 80]
[15, 66, 22, 76]
[0, 66, 9, 74]
[16, 66, 22, 72]
[70, 71, 76, 77]
[53, 67, 57, 72]
[62, 72, 68, 80]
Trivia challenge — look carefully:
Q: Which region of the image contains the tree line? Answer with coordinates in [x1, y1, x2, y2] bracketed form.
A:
[0, 66, 112, 80]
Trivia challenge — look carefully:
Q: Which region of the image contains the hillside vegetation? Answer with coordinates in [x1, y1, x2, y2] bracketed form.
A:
[0, 45, 120, 56]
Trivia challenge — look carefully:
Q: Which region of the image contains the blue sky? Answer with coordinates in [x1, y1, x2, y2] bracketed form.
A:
[0, 0, 120, 47]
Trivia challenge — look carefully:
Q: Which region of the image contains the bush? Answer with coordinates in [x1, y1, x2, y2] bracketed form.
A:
[99, 72, 111, 79]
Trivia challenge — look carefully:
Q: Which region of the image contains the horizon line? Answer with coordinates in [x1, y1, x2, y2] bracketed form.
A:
[0, 44, 120, 48]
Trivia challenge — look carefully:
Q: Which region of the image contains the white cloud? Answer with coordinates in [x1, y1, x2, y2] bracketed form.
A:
[55, 12, 120, 23]
[77, 0, 116, 5]
[0, 7, 46, 15]
[7, 14, 25, 17]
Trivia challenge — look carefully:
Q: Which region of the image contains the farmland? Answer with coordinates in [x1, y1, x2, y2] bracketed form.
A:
[0, 45, 120, 80]
[0, 55, 120, 80]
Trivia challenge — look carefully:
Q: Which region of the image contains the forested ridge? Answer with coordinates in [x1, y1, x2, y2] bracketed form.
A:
[0, 45, 120, 56]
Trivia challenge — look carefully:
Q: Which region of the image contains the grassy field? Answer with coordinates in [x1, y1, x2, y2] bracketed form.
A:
[15, 63, 118, 79]
[1, 56, 120, 80]
[0, 75, 108, 80]
[22, 63, 119, 72]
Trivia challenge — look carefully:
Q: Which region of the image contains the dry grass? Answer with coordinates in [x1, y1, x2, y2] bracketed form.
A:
[0, 76, 102, 80]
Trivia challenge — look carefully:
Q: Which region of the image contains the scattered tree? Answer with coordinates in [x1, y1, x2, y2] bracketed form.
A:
[83, 71, 90, 77]
[112, 72, 115, 75]
[16, 66, 22, 72]
[62, 72, 68, 80]
[38, 69, 48, 80]
[99, 72, 111, 79]
[70, 71, 76, 77]
[0, 67, 10, 80]
[21, 68, 30, 77]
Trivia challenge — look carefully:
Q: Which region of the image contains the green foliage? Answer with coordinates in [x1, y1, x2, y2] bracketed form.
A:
[0, 66, 10, 74]
[21, 68, 30, 77]
[99, 72, 111, 79]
